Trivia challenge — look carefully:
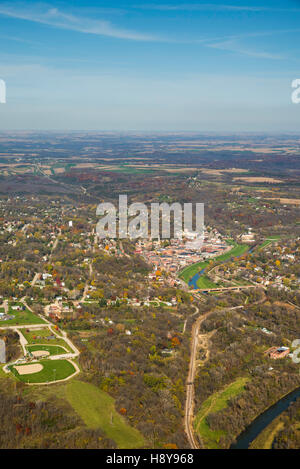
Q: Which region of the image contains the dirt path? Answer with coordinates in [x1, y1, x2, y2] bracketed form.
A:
[184, 305, 244, 449]
[31, 272, 41, 287]
[184, 306, 203, 449]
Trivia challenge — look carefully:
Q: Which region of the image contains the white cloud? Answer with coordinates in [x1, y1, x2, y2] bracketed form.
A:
[0, 2, 160, 41]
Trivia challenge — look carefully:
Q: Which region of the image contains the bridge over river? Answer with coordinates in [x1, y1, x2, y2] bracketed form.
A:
[195, 285, 260, 293]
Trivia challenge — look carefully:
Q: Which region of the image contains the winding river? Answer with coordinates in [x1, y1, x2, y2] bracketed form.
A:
[188, 268, 206, 289]
[187, 248, 251, 290]
[231, 387, 300, 449]
[186, 240, 262, 290]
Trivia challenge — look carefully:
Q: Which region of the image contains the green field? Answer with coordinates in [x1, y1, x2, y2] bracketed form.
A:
[99, 165, 156, 175]
[179, 243, 249, 284]
[194, 377, 249, 449]
[26, 344, 68, 356]
[210, 244, 249, 262]
[179, 260, 209, 283]
[0, 303, 46, 326]
[258, 236, 281, 250]
[65, 380, 145, 449]
[21, 327, 53, 343]
[196, 275, 218, 289]
[21, 328, 72, 351]
[10, 359, 76, 383]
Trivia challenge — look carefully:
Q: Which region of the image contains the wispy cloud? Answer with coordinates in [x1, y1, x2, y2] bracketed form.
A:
[0, 3, 160, 41]
[0, 2, 297, 61]
[207, 39, 283, 60]
[200, 28, 300, 60]
[136, 3, 300, 13]
[0, 34, 39, 45]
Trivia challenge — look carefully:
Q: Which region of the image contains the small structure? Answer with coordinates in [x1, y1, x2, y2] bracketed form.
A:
[45, 302, 75, 320]
[265, 346, 290, 360]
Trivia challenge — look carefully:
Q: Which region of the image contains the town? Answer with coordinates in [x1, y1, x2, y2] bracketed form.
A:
[0, 131, 298, 451]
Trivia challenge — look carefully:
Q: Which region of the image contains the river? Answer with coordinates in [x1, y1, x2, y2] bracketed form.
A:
[231, 387, 300, 449]
[188, 268, 206, 289]
[187, 244, 252, 290]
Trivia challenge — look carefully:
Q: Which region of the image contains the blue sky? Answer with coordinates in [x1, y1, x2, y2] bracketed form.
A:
[0, 0, 300, 131]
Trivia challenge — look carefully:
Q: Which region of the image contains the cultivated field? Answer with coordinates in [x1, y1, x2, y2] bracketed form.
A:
[233, 177, 283, 184]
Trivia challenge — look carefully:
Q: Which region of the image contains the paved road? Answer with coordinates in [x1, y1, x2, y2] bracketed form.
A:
[81, 283, 89, 302]
[197, 285, 258, 292]
[15, 329, 28, 354]
[49, 229, 61, 260]
[36, 164, 83, 196]
[59, 329, 80, 358]
[0, 323, 49, 331]
[31, 272, 41, 287]
[1, 300, 80, 364]
[0, 230, 81, 384]
[22, 300, 80, 359]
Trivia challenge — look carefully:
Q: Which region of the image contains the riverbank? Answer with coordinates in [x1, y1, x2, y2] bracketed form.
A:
[179, 242, 249, 290]
[194, 377, 249, 449]
[249, 416, 284, 449]
[231, 385, 300, 449]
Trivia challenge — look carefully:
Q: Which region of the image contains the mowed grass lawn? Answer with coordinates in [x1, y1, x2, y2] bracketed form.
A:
[65, 380, 145, 449]
[10, 359, 76, 383]
[0, 304, 46, 326]
[194, 377, 249, 449]
[211, 244, 249, 261]
[179, 260, 208, 283]
[179, 243, 249, 284]
[21, 328, 72, 351]
[21, 327, 53, 343]
[258, 236, 281, 251]
[26, 344, 68, 356]
[196, 275, 218, 289]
